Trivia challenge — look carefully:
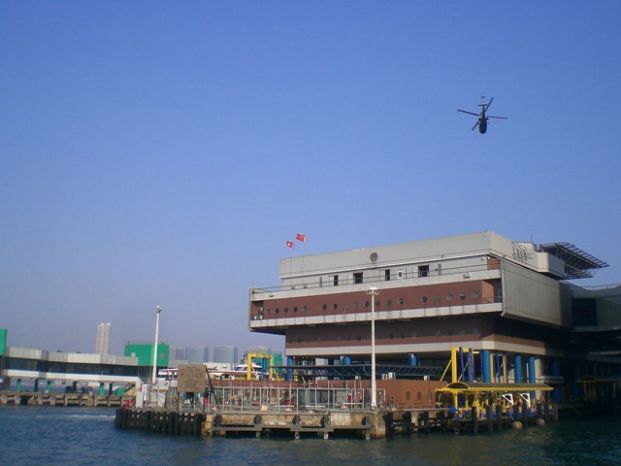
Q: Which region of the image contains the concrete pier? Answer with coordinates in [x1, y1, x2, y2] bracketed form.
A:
[114, 404, 556, 440]
[115, 407, 456, 439]
[0, 390, 132, 407]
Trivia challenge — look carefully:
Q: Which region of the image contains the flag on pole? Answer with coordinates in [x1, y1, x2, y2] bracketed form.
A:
[296, 233, 306, 243]
[286, 240, 295, 249]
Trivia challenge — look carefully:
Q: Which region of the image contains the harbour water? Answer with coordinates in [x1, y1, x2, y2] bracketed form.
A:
[1, 406, 619, 465]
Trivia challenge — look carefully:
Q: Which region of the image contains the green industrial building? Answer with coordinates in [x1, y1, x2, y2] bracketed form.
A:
[0, 328, 7, 356]
[124, 341, 170, 367]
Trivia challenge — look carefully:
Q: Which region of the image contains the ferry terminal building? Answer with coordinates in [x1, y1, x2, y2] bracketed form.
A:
[249, 231, 621, 402]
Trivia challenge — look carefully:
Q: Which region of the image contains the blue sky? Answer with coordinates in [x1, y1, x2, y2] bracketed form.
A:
[1, 1, 620, 355]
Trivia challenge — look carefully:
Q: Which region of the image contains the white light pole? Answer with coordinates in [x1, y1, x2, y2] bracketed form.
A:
[367, 287, 379, 409]
[151, 306, 163, 385]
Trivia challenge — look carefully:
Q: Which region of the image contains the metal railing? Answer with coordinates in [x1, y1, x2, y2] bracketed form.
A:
[161, 383, 388, 414]
[251, 261, 500, 295]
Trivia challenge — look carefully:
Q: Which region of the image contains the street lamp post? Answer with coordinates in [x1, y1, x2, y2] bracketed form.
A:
[152, 306, 163, 385]
[367, 287, 379, 409]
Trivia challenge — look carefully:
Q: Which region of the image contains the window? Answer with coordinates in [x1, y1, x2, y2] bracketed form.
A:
[446, 293, 453, 302]
[294, 306, 298, 313]
[421, 296, 428, 304]
[332, 303, 338, 311]
[322, 304, 328, 311]
[353, 272, 364, 284]
[333, 275, 339, 286]
[387, 299, 393, 307]
[385, 269, 391, 281]
[418, 265, 430, 277]
[284, 307, 289, 314]
[472, 291, 480, 300]
[459, 293, 466, 301]
[398, 297, 404, 305]
[365, 301, 370, 308]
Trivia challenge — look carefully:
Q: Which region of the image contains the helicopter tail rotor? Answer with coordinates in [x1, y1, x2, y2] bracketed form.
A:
[478, 96, 494, 110]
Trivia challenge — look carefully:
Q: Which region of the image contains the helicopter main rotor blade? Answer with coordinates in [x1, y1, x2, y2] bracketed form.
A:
[487, 115, 508, 120]
[486, 97, 494, 110]
[457, 109, 479, 117]
[471, 121, 479, 131]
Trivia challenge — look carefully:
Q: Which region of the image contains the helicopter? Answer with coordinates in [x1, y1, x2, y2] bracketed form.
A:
[457, 97, 507, 134]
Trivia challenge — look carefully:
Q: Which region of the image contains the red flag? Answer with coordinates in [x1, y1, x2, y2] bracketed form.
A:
[286, 240, 295, 249]
[296, 233, 306, 243]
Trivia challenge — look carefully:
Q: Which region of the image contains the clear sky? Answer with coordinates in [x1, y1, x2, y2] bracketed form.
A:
[1, 1, 620, 356]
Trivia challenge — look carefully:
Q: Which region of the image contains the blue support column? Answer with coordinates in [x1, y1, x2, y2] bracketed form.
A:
[467, 349, 475, 382]
[408, 353, 417, 367]
[482, 350, 491, 383]
[514, 355, 522, 383]
[494, 353, 501, 383]
[528, 356, 536, 384]
[459, 347, 465, 381]
[286, 356, 294, 381]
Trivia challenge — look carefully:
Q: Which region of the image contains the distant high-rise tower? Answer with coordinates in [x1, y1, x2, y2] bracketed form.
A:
[185, 346, 209, 363]
[96, 323, 111, 355]
[213, 346, 238, 365]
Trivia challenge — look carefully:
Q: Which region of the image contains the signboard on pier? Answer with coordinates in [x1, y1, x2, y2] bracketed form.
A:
[177, 364, 207, 393]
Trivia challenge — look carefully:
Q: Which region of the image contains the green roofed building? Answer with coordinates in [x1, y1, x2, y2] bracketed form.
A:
[124, 342, 169, 367]
[0, 328, 7, 356]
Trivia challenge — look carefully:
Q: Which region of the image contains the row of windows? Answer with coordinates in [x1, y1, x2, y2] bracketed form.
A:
[326, 265, 430, 287]
[292, 327, 481, 344]
[257, 290, 482, 317]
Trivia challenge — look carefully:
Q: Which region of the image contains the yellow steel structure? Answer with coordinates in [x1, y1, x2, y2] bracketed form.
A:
[436, 382, 552, 410]
[245, 352, 274, 380]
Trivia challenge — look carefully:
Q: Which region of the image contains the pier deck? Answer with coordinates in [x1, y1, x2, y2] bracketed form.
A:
[0, 390, 132, 407]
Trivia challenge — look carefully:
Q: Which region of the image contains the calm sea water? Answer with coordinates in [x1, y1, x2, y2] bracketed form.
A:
[0, 406, 620, 466]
